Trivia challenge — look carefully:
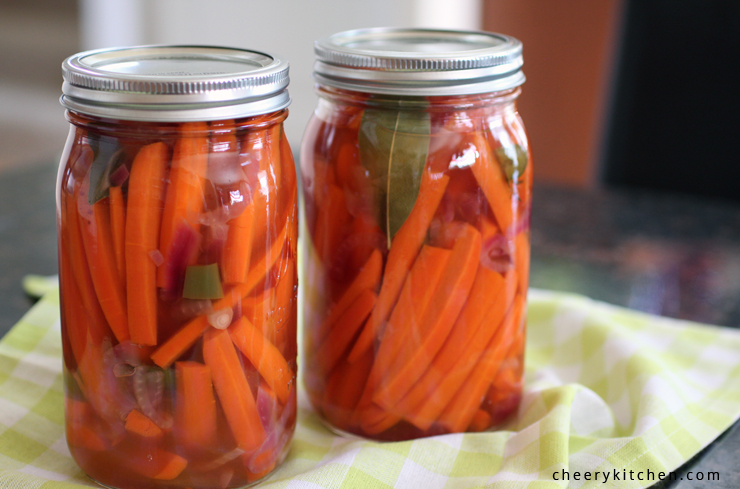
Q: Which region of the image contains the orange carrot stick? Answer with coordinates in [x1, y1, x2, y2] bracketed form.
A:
[125, 409, 163, 438]
[369, 245, 451, 377]
[316, 249, 382, 344]
[437, 294, 525, 432]
[323, 349, 373, 429]
[313, 184, 351, 264]
[348, 171, 450, 363]
[126, 142, 169, 345]
[174, 361, 217, 446]
[514, 231, 530, 295]
[272, 257, 296, 355]
[470, 131, 513, 233]
[228, 317, 293, 404]
[316, 290, 377, 374]
[222, 202, 255, 284]
[374, 223, 481, 408]
[109, 185, 127, 280]
[402, 270, 517, 431]
[354, 245, 451, 433]
[248, 125, 282, 258]
[243, 223, 288, 295]
[63, 146, 110, 347]
[125, 448, 188, 481]
[78, 195, 129, 343]
[157, 122, 209, 287]
[151, 282, 254, 368]
[203, 328, 266, 452]
[469, 409, 492, 432]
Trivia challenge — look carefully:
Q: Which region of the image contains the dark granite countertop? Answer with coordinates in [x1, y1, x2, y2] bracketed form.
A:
[0, 162, 738, 487]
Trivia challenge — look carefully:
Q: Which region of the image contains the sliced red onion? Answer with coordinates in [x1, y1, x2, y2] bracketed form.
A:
[161, 221, 200, 300]
[247, 393, 295, 474]
[149, 249, 164, 267]
[480, 233, 514, 273]
[113, 363, 136, 378]
[176, 299, 214, 321]
[207, 152, 246, 186]
[208, 308, 233, 330]
[256, 386, 276, 429]
[109, 164, 130, 186]
[132, 367, 172, 429]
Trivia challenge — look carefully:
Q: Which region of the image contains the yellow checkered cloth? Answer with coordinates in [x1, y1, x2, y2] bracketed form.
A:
[1, 276, 740, 488]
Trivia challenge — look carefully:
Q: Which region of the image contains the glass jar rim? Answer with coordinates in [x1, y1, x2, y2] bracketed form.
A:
[313, 27, 525, 96]
[61, 45, 291, 122]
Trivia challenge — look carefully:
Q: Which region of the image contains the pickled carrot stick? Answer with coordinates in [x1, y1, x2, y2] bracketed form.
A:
[514, 231, 530, 295]
[175, 361, 217, 446]
[151, 282, 254, 368]
[437, 294, 525, 432]
[243, 223, 288, 296]
[228, 317, 293, 404]
[313, 184, 350, 263]
[125, 409, 163, 438]
[316, 290, 377, 374]
[334, 142, 358, 190]
[203, 328, 266, 452]
[242, 287, 272, 327]
[63, 146, 110, 347]
[348, 171, 450, 363]
[62, 259, 121, 423]
[323, 349, 373, 429]
[126, 142, 169, 345]
[470, 131, 513, 233]
[402, 270, 517, 431]
[272, 257, 296, 353]
[222, 202, 255, 284]
[126, 448, 188, 481]
[357, 401, 399, 435]
[369, 245, 451, 377]
[65, 398, 110, 451]
[248, 125, 282, 257]
[374, 224, 481, 407]
[67, 424, 108, 451]
[355, 245, 451, 432]
[109, 185, 127, 279]
[157, 122, 208, 287]
[78, 197, 129, 343]
[317, 249, 382, 344]
[469, 409, 492, 432]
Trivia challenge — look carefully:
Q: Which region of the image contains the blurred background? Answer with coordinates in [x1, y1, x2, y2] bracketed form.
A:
[1, 0, 739, 333]
[2, 0, 738, 196]
[0, 0, 623, 188]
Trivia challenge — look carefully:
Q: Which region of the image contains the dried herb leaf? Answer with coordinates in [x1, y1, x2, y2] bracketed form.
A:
[87, 134, 125, 204]
[358, 107, 430, 246]
[495, 145, 528, 183]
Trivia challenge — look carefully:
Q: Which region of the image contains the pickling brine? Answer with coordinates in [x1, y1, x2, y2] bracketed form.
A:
[58, 46, 296, 488]
[302, 29, 530, 441]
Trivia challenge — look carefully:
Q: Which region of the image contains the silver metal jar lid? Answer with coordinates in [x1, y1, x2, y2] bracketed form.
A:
[61, 45, 290, 122]
[314, 27, 524, 96]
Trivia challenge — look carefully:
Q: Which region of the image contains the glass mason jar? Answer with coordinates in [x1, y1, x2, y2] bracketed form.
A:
[57, 47, 297, 488]
[301, 29, 530, 441]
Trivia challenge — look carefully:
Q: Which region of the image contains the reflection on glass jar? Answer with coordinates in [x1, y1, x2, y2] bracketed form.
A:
[57, 47, 296, 488]
[302, 29, 531, 441]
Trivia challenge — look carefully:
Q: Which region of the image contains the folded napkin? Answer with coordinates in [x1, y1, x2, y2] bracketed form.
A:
[1, 279, 739, 489]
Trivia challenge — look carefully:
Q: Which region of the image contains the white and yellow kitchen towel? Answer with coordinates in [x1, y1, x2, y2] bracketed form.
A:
[1, 277, 739, 488]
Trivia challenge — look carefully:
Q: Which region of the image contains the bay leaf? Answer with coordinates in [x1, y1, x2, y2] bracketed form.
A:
[495, 144, 528, 183]
[358, 106, 431, 247]
[87, 134, 123, 205]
